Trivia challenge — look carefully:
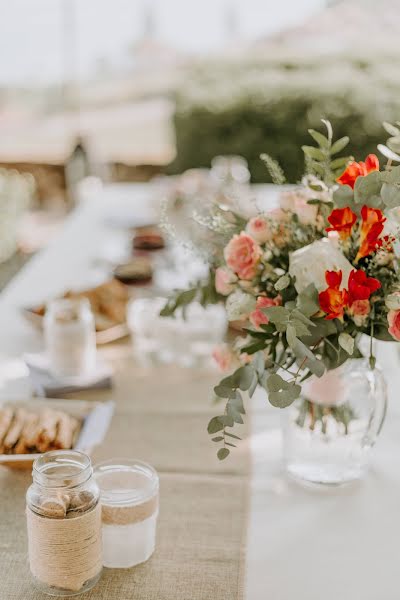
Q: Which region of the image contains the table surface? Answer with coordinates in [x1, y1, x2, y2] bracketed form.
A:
[1, 182, 400, 600]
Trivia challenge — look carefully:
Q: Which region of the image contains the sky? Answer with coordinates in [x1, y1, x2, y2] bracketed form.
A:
[0, 0, 326, 85]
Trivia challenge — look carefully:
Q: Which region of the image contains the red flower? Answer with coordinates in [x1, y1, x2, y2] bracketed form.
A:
[356, 205, 386, 261]
[348, 269, 381, 304]
[326, 207, 357, 240]
[336, 154, 379, 189]
[319, 270, 349, 320]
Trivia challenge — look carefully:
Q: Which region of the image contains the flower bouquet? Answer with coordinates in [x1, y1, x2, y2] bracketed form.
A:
[162, 120, 400, 478]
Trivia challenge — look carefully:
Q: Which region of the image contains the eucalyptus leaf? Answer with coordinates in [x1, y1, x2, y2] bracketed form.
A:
[290, 319, 311, 338]
[290, 337, 325, 377]
[286, 323, 297, 348]
[219, 415, 234, 427]
[381, 182, 400, 209]
[333, 184, 354, 208]
[214, 384, 237, 399]
[217, 448, 230, 460]
[266, 373, 286, 393]
[275, 274, 291, 291]
[381, 165, 400, 184]
[354, 171, 382, 205]
[296, 284, 320, 317]
[233, 365, 254, 391]
[269, 384, 301, 408]
[291, 309, 316, 328]
[248, 373, 258, 398]
[253, 352, 265, 377]
[338, 332, 355, 355]
[263, 306, 290, 324]
[207, 417, 224, 434]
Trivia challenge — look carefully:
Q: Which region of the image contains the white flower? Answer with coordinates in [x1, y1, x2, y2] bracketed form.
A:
[289, 238, 353, 292]
[226, 290, 256, 321]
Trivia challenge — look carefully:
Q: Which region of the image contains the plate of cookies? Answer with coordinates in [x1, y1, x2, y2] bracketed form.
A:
[23, 279, 130, 345]
[0, 398, 114, 469]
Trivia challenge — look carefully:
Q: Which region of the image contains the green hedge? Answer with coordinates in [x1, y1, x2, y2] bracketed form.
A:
[168, 58, 400, 183]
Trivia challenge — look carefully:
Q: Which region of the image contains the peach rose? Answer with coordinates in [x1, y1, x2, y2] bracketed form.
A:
[224, 232, 262, 280]
[246, 216, 272, 244]
[249, 295, 282, 329]
[215, 267, 236, 296]
[350, 299, 370, 327]
[388, 309, 400, 340]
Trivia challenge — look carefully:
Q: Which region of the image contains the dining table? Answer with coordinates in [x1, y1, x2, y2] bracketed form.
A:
[0, 181, 400, 600]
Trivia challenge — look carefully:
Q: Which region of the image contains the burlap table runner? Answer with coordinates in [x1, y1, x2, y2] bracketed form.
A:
[0, 354, 250, 599]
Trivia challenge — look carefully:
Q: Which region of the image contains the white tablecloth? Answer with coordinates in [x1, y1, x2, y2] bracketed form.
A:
[1, 183, 400, 599]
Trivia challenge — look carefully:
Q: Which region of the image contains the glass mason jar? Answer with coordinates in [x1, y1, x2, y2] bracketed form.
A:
[282, 360, 387, 486]
[44, 298, 97, 378]
[26, 450, 102, 596]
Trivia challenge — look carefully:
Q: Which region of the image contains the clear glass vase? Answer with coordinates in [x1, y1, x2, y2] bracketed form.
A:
[282, 360, 387, 486]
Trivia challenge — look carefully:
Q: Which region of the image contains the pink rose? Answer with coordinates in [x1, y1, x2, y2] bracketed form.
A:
[249, 295, 282, 329]
[388, 309, 400, 340]
[212, 344, 235, 372]
[215, 267, 236, 296]
[351, 299, 371, 316]
[350, 299, 371, 327]
[246, 216, 272, 244]
[224, 232, 262, 280]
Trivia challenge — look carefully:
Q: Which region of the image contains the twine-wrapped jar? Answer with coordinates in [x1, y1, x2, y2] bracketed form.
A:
[26, 450, 102, 596]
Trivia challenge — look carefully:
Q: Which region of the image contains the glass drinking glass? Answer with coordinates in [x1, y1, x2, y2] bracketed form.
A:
[94, 459, 159, 569]
[44, 298, 97, 378]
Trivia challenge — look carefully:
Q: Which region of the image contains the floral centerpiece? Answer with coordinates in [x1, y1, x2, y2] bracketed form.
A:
[162, 120, 400, 471]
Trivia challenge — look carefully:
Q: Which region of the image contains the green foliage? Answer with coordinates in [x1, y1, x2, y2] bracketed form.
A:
[160, 270, 221, 317]
[378, 121, 400, 163]
[333, 162, 400, 213]
[260, 153, 286, 185]
[169, 58, 400, 182]
[301, 120, 352, 185]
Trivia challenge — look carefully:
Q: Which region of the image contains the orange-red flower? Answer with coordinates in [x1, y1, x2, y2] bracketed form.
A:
[326, 207, 357, 239]
[319, 270, 349, 320]
[348, 269, 381, 304]
[336, 154, 379, 189]
[356, 205, 386, 261]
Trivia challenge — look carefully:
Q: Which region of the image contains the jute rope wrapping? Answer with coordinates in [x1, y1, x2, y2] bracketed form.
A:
[26, 502, 102, 593]
[101, 493, 159, 526]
